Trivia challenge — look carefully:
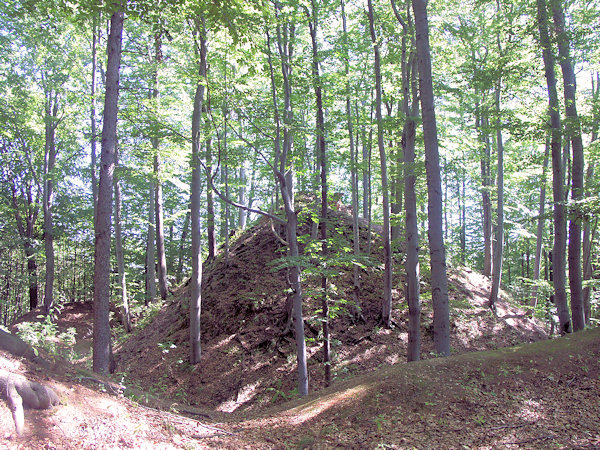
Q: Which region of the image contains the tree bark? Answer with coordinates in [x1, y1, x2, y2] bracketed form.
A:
[91, 13, 99, 223]
[489, 82, 504, 312]
[412, 0, 451, 356]
[114, 143, 131, 333]
[530, 139, 550, 314]
[536, 0, 571, 334]
[176, 209, 190, 284]
[551, 0, 585, 331]
[43, 91, 59, 315]
[145, 180, 157, 304]
[477, 105, 493, 277]
[152, 33, 168, 301]
[10, 182, 39, 311]
[279, 174, 308, 397]
[307, 0, 330, 387]
[206, 132, 217, 260]
[190, 16, 207, 365]
[404, 50, 421, 362]
[238, 165, 247, 229]
[341, 0, 362, 321]
[367, 0, 393, 328]
[93, 5, 124, 374]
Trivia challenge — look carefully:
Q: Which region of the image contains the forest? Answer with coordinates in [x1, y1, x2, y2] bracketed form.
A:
[0, 0, 599, 446]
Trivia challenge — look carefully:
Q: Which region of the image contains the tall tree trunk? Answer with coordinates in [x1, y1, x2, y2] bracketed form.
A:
[551, 0, 585, 331]
[222, 106, 231, 267]
[152, 33, 168, 301]
[10, 184, 39, 311]
[341, 0, 362, 321]
[43, 91, 59, 315]
[277, 5, 308, 396]
[477, 104, 493, 277]
[367, 0, 393, 328]
[583, 78, 597, 323]
[279, 174, 308, 397]
[190, 16, 207, 365]
[91, 13, 99, 223]
[361, 109, 369, 220]
[412, 0, 451, 356]
[176, 209, 190, 284]
[404, 49, 421, 362]
[114, 143, 131, 333]
[307, 0, 330, 387]
[238, 165, 247, 229]
[206, 133, 216, 260]
[93, 5, 124, 374]
[145, 181, 157, 304]
[530, 139, 550, 315]
[536, 0, 571, 334]
[489, 82, 504, 312]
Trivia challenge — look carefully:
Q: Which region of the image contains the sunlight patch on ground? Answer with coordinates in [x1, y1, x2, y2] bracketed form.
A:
[517, 398, 545, 422]
[217, 381, 261, 412]
[385, 353, 400, 365]
[285, 385, 368, 425]
[209, 334, 236, 351]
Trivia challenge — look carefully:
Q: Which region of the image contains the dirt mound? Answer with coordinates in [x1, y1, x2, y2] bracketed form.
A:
[207, 328, 600, 448]
[115, 208, 548, 413]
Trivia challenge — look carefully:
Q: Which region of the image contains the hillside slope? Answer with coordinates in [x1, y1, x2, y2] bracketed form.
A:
[1, 327, 598, 448]
[115, 209, 547, 412]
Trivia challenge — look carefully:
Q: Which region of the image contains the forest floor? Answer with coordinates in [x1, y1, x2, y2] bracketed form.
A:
[2, 210, 599, 448]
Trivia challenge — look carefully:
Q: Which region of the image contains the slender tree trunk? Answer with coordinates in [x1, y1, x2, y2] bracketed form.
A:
[306, 0, 330, 386]
[477, 104, 493, 277]
[114, 143, 131, 333]
[536, 0, 571, 334]
[489, 82, 504, 312]
[270, 5, 308, 395]
[93, 6, 124, 374]
[361, 111, 369, 220]
[551, 0, 585, 331]
[238, 165, 247, 229]
[10, 184, 39, 311]
[91, 14, 99, 222]
[583, 74, 599, 324]
[154, 152, 168, 300]
[206, 133, 217, 260]
[413, 0, 451, 356]
[176, 209, 190, 284]
[145, 181, 157, 304]
[367, 0, 393, 328]
[152, 34, 168, 301]
[341, 0, 362, 321]
[404, 49, 421, 362]
[530, 139, 550, 315]
[25, 243, 38, 311]
[223, 106, 231, 266]
[583, 153, 596, 324]
[43, 92, 59, 316]
[190, 16, 207, 365]
[279, 174, 308, 397]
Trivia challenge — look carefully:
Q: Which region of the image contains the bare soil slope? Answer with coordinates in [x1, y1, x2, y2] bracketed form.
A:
[115, 210, 547, 413]
[1, 328, 598, 448]
[1, 206, 565, 448]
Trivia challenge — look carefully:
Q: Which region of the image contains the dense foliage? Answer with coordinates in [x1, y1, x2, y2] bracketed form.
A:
[0, 0, 598, 338]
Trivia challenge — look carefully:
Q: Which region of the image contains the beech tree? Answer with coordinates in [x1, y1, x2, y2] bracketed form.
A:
[93, 4, 125, 374]
[412, 0, 450, 356]
[190, 14, 207, 365]
[551, 0, 585, 331]
[536, 0, 571, 334]
[367, 0, 393, 328]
